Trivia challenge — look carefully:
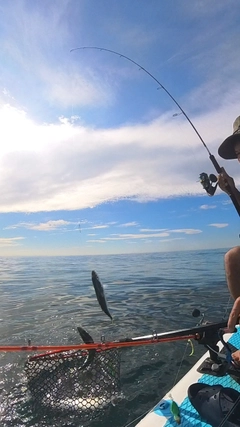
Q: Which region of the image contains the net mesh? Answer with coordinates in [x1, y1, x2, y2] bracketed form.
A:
[24, 348, 121, 423]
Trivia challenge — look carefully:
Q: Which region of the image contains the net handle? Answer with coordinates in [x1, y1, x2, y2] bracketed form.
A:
[0, 334, 195, 353]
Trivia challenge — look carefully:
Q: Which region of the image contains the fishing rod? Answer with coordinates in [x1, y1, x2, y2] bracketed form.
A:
[0, 320, 227, 354]
[70, 46, 240, 216]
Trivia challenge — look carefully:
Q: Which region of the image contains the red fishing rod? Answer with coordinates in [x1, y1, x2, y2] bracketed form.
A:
[0, 320, 227, 353]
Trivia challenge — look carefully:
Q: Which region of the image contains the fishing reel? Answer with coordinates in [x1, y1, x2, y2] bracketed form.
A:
[199, 172, 218, 196]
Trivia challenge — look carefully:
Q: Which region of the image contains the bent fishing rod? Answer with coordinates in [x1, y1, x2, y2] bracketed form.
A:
[70, 46, 240, 216]
[0, 319, 228, 353]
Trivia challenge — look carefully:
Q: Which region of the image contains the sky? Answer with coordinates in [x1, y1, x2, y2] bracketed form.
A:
[0, 0, 240, 256]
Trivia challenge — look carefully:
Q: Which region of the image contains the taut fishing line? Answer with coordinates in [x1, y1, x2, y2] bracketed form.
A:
[70, 46, 240, 216]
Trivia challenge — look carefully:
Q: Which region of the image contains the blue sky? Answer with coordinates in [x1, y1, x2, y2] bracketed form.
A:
[0, 0, 240, 256]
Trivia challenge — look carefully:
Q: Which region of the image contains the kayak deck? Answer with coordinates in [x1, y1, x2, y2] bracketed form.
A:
[137, 328, 240, 426]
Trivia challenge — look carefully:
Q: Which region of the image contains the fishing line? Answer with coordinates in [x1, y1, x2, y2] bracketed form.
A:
[123, 343, 191, 427]
[123, 409, 153, 427]
[70, 47, 206, 148]
[70, 46, 240, 215]
[124, 339, 193, 426]
[223, 295, 232, 321]
[171, 340, 192, 389]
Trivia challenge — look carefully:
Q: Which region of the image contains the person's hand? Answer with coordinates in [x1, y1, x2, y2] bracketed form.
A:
[218, 168, 236, 195]
[225, 297, 240, 333]
[232, 350, 240, 366]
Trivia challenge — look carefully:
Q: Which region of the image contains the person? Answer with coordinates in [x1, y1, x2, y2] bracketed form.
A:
[217, 116, 240, 337]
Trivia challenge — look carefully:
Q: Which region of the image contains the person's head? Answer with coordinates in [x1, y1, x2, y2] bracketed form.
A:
[218, 116, 240, 162]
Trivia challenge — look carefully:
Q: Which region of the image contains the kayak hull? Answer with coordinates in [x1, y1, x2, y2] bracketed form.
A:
[136, 328, 240, 426]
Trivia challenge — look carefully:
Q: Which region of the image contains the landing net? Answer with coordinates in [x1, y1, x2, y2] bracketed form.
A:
[24, 348, 121, 423]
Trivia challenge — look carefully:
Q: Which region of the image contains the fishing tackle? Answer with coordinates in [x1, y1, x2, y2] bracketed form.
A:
[170, 398, 181, 424]
[70, 46, 240, 216]
[188, 339, 194, 356]
[199, 172, 218, 196]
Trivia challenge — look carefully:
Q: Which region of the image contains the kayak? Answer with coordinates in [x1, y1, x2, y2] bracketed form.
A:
[136, 327, 240, 426]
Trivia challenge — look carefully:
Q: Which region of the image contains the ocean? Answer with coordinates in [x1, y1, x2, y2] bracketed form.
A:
[0, 249, 232, 427]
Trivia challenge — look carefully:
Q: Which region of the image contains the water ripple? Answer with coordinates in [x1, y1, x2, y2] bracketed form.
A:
[0, 249, 230, 426]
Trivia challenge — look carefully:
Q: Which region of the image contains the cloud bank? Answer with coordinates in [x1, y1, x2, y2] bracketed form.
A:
[0, 99, 239, 214]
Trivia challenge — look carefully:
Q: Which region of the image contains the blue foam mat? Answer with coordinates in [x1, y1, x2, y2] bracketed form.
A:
[158, 329, 240, 427]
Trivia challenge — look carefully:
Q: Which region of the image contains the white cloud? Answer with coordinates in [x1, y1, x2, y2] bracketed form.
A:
[0, 100, 239, 214]
[222, 200, 232, 206]
[140, 228, 168, 232]
[119, 222, 138, 227]
[87, 239, 106, 244]
[208, 223, 228, 228]
[6, 220, 114, 232]
[40, 65, 113, 108]
[88, 225, 109, 230]
[102, 232, 170, 240]
[200, 205, 217, 210]
[0, 1, 239, 215]
[28, 220, 72, 231]
[159, 237, 184, 243]
[87, 228, 202, 243]
[0, 237, 24, 246]
[5, 220, 73, 231]
[171, 229, 202, 235]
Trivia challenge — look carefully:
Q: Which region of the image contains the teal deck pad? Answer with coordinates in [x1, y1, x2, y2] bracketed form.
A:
[157, 330, 240, 426]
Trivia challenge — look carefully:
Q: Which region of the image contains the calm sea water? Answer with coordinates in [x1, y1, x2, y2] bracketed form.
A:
[0, 249, 232, 427]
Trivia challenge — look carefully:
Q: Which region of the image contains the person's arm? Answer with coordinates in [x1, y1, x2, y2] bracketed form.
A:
[218, 168, 240, 205]
[226, 297, 240, 332]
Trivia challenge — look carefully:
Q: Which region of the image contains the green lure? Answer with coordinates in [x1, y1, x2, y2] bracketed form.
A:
[170, 400, 181, 424]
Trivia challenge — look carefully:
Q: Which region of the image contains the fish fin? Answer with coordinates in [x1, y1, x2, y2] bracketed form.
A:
[77, 326, 94, 343]
[77, 326, 96, 370]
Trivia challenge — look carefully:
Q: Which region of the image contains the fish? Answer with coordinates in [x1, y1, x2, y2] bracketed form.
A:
[43, 395, 110, 411]
[91, 270, 113, 320]
[77, 326, 96, 369]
